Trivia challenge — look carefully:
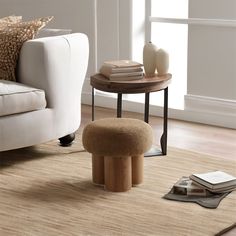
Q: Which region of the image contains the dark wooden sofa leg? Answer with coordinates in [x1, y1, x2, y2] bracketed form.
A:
[59, 133, 75, 146]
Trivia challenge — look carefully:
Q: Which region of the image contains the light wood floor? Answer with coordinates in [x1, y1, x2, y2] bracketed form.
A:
[82, 105, 236, 236]
[81, 105, 236, 161]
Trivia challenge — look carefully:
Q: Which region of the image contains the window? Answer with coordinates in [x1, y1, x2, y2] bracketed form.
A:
[129, 0, 188, 109]
[151, 0, 188, 109]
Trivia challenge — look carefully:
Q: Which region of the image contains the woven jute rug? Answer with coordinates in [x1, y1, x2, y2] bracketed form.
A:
[0, 130, 236, 236]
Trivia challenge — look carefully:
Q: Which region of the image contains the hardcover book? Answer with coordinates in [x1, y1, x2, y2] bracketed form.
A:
[189, 171, 236, 191]
[109, 71, 143, 79]
[103, 60, 143, 68]
[100, 65, 143, 78]
[108, 75, 144, 82]
[99, 60, 144, 81]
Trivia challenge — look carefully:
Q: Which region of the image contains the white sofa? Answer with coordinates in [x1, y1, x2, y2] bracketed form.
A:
[0, 33, 89, 152]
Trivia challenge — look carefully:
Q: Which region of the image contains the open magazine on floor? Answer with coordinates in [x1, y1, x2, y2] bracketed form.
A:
[172, 176, 211, 196]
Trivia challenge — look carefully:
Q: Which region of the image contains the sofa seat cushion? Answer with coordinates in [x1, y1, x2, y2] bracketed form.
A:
[0, 80, 46, 117]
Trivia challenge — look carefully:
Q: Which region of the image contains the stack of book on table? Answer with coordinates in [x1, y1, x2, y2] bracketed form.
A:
[99, 60, 143, 81]
[172, 171, 236, 196]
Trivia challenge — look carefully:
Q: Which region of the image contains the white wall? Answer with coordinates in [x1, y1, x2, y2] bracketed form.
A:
[96, 0, 132, 69]
[187, 0, 236, 100]
[0, 0, 96, 76]
[189, 0, 236, 20]
[184, 0, 236, 128]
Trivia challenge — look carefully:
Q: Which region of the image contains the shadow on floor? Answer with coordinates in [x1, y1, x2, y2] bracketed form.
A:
[0, 144, 86, 169]
[16, 179, 115, 205]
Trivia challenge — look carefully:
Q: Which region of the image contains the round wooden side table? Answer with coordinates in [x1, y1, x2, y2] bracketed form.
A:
[90, 73, 172, 156]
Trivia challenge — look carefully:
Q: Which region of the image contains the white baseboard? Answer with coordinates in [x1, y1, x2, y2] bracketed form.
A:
[81, 80, 236, 129]
[184, 94, 236, 128]
[184, 94, 236, 115]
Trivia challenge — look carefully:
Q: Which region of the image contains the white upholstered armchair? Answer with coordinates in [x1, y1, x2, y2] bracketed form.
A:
[0, 33, 89, 151]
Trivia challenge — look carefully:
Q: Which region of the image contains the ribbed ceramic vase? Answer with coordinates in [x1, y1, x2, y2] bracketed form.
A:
[143, 42, 158, 77]
[155, 48, 169, 76]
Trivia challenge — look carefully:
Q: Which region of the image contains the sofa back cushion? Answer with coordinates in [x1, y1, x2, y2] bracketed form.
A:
[0, 15, 22, 29]
[0, 16, 53, 81]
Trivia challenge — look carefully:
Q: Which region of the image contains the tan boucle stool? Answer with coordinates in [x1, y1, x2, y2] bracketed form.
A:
[82, 118, 153, 192]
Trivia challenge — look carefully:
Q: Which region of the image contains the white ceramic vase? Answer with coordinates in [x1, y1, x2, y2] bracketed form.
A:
[155, 48, 169, 76]
[143, 42, 158, 77]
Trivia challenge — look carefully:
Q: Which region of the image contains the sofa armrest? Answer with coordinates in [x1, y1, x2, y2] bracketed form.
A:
[18, 33, 89, 112]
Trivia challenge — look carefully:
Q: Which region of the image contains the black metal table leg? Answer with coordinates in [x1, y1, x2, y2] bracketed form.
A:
[144, 87, 169, 157]
[92, 87, 95, 121]
[144, 92, 150, 123]
[117, 93, 122, 118]
[161, 87, 168, 155]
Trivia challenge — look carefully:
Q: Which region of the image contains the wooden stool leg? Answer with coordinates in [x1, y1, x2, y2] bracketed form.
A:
[132, 154, 144, 185]
[104, 156, 132, 192]
[92, 154, 104, 185]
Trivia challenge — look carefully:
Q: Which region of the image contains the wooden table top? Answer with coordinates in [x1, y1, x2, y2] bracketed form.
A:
[90, 73, 172, 94]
